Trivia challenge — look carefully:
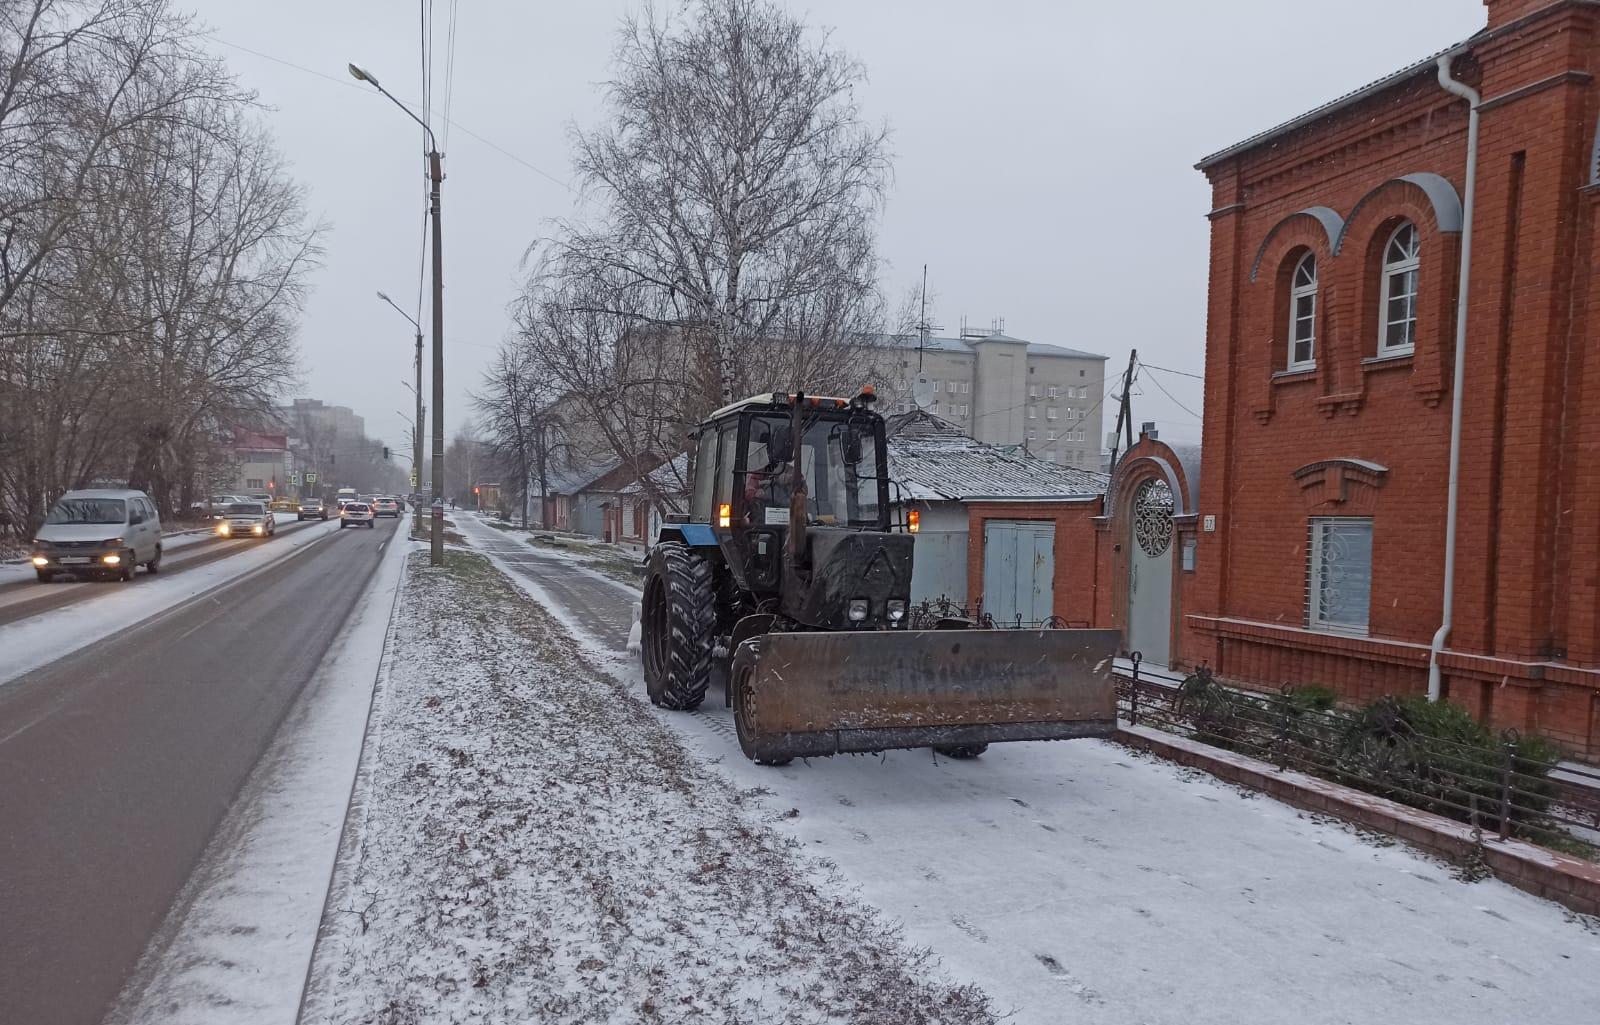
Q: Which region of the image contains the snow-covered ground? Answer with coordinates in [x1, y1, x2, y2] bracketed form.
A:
[0, 519, 343, 687]
[107, 523, 410, 1025]
[300, 547, 994, 1025]
[455, 513, 1600, 1025]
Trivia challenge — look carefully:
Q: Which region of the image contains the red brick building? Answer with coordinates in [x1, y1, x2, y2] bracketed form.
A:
[1159, 0, 1600, 756]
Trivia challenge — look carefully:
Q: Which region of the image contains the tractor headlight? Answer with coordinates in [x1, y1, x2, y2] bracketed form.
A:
[887, 600, 906, 623]
[848, 598, 869, 622]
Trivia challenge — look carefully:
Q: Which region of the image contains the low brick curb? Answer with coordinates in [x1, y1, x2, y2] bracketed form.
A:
[1114, 723, 1600, 917]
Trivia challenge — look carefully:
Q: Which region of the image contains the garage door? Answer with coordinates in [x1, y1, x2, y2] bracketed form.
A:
[982, 520, 1055, 626]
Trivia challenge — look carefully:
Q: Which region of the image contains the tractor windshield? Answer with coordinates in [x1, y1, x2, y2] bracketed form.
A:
[743, 414, 883, 529]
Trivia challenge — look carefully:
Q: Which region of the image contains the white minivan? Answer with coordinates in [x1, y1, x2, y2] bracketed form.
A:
[31, 489, 163, 583]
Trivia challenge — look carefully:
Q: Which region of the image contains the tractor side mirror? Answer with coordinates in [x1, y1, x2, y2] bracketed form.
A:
[768, 424, 793, 462]
[842, 431, 863, 464]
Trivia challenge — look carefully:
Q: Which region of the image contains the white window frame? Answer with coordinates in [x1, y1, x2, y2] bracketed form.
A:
[1288, 251, 1317, 372]
[1046, 407, 1058, 421]
[1028, 385, 1040, 397]
[1307, 517, 1373, 636]
[1378, 223, 1419, 356]
[933, 380, 943, 392]
[1048, 386, 1060, 398]
[1028, 407, 1037, 420]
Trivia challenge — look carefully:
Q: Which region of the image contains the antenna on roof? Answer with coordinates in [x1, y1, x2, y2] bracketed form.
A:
[913, 264, 942, 373]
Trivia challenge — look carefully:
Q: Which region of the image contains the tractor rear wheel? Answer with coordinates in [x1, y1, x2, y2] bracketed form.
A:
[732, 639, 792, 766]
[641, 543, 714, 710]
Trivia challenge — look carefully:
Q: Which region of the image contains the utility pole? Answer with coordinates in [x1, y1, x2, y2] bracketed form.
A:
[1108, 349, 1138, 470]
[427, 148, 446, 565]
[350, 61, 446, 566]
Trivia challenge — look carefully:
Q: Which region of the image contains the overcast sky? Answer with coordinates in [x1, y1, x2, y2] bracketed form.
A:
[186, 0, 1487, 453]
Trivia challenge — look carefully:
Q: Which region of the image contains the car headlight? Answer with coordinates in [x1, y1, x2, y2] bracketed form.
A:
[887, 600, 906, 623]
[218, 524, 231, 536]
[252, 524, 264, 535]
[848, 598, 869, 622]
[101, 553, 121, 565]
[31, 556, 49, 567]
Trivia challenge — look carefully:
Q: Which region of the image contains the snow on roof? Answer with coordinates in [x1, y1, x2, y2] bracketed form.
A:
[542, 458, 623, 495]
[878, 332, 1107, 361]
[619, 452, 690, 498]
[886, 410, 1108, 502]
[1196, 38, 1471, 169]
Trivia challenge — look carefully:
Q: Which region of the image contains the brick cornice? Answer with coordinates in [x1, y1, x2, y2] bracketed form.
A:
[1478, 69, 1595, 112]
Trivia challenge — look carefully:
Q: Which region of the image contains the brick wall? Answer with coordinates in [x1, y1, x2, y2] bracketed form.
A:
[1190, 1, 1600, 758]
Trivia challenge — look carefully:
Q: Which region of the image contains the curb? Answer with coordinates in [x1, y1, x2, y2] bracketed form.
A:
[1114, 723, 1600, 917]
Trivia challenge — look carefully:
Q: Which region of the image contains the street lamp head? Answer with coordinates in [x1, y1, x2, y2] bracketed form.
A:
[376, 290, 391, 303]
[347, 63, 378, 87]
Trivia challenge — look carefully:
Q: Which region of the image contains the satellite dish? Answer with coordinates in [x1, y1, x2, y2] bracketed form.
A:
[911, 377, 935, 410]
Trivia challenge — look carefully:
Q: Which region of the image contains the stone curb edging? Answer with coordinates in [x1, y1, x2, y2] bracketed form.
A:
[1114, 723, 1600, 918]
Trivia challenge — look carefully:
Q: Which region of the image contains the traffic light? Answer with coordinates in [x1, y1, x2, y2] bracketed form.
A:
[267, 481, 275, 491]
[383, 446, 391, 459]
[473, 486, 480, 495]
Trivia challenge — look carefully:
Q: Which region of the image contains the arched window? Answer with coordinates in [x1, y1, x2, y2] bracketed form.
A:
[1378, 223, 1419, 355]
[1288, 252, 1317, 371]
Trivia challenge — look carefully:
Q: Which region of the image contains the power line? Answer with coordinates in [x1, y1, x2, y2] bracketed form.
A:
[441, 0, 460, 151]
[205, 34, 573, 191]
[1139, 358, 1204, 422]
[1138, 360, 1204, 381]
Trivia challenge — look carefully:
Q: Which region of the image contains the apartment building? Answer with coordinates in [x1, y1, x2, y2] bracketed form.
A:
[877, 330, 1109, 472]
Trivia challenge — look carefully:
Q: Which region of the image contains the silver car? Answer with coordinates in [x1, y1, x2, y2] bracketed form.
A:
[215, 502, 276, 540]
[31, 489, 163, 583]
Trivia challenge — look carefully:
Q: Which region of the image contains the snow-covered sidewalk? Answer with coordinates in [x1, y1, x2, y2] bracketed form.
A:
[454, 515, 1600, 1025]
[300, 548, 994, 1024]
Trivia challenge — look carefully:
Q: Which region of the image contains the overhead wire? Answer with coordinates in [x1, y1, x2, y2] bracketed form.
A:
[441, 0, 460, 151]
[1137, 358, 1204, 422]
[204, 34, 573, 191]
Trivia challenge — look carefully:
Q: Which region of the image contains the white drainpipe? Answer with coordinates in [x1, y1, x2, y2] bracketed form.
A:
[1427, 53, 1481, 702]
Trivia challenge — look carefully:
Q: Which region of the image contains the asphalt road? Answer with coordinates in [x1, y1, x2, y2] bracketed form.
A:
[0, 515, 400, 1025]
[0, 517, 328, 628]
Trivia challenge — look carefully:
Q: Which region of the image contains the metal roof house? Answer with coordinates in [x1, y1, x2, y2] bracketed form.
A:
[886, 410, 1110, 621]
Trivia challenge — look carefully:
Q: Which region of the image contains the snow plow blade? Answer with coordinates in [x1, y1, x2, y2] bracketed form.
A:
[733, 629, 1120, 762]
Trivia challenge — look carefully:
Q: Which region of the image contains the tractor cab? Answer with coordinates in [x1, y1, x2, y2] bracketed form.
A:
[658, 390, 911, 633]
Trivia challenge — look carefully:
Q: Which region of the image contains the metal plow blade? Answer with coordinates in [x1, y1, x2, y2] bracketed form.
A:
[736, 629, 1121, 762]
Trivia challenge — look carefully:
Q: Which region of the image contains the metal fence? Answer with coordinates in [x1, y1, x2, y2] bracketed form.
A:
[905, 596, 1089, 632]
[1119, 666, 1600, 855]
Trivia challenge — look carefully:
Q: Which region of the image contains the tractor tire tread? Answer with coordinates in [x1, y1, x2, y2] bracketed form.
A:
[645, 543, 715, 711]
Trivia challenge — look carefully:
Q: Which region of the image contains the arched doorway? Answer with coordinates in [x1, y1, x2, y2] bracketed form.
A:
[1127, 477, 1174, 666]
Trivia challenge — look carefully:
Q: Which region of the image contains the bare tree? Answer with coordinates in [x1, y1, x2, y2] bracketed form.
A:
[0, 1, 321, 538]
[517, 0, 894, 495]
[473, 345, 570, 528]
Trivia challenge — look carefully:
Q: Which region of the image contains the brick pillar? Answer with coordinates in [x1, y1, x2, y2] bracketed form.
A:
[1193, 162, 1246, 668]
[1483, 0, 1559, 29]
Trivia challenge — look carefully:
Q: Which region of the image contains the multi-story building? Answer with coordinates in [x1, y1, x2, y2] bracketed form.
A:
[1090, 0, 1600, 757]
[875, 329, 1109, 471]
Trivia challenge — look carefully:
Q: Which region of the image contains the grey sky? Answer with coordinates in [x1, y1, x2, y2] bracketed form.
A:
[188, 0, 1486, 454]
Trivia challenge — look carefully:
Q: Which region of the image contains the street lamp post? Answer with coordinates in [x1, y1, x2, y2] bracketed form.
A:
[352, 62, 445, 566]
[378, 291, 425, 504]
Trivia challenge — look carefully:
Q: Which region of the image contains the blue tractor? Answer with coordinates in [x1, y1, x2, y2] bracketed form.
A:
[640, 389, 1119, 765]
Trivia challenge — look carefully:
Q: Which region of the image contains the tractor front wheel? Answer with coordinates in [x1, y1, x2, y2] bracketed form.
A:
[641, 543, 714, 711]
[732, 639, 792, 766]
[934, 744, 989, 760]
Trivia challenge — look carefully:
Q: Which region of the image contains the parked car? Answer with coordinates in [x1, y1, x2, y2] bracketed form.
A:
[215, 501, 275, 540]
[340, 502, 376, 529]
[207, 494, 248, 519]
[372, 497, 399, 517]
[31, 489, 163, 583]
[297, 497, 328, 521]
